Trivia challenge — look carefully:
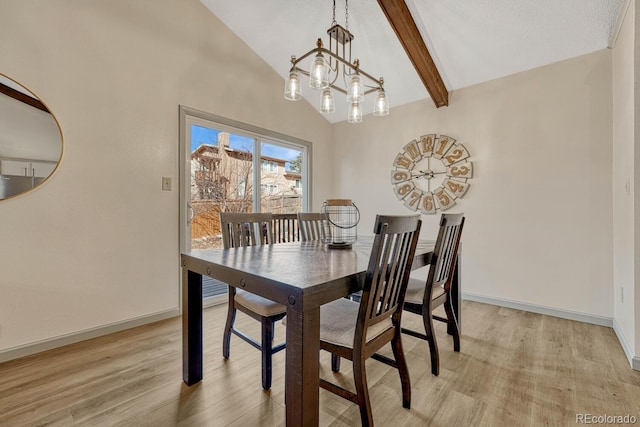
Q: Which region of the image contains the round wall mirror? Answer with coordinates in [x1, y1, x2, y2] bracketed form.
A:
[0, 73, 62, 200]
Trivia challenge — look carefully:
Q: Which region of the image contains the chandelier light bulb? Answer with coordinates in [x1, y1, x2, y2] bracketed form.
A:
[309, 53, 329, 89]
[347, 101, 362, 123]
[373, 88, 389, 116]
[347, 75, 364, 103]
[284, 70, 302, 101]
[320, 89, 335, 114]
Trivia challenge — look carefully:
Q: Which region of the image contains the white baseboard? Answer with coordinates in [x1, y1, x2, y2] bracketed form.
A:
[0, 308, 180, 363]
[463, 293, 640, 371]
[462, 293, 613, 327]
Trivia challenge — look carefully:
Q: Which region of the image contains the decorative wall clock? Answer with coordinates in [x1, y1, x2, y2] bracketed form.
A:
[391, 134, 472, 214]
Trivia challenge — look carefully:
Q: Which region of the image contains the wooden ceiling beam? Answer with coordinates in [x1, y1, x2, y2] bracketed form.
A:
[377, 0, 449, 107]
[0, 82, 49, 113]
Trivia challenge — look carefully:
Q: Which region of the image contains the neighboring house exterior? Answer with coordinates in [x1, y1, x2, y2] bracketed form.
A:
[191, 132, 301, 204]
[190, 132, 301, 244]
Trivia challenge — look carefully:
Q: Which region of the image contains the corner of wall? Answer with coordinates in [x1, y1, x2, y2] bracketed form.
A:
[613, 317, 639, 370]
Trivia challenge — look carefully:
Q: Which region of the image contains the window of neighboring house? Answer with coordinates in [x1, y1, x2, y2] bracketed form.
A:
[261, 160, 278, 173]
[260, 184, 278, 194]
[237, 178, 246, 198]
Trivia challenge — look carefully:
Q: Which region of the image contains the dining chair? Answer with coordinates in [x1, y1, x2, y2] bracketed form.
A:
[219, 212, 287, 390]
[319, 214, 421, 426]
[271, 213, 299, 243]
[401, 212, 465, 376]
[297, 212, 326, 241]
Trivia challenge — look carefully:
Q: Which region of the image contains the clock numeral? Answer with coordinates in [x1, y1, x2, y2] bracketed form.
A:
[434, 187, 456, 211]
[443, 143, 470, 166]
[403, 140, 421, 161]
[433, 135, 455, 159]
[391, 170, 411, 184]
[393, 153, 414, 170]
[420, 192, 436, 214]
[442, 179, 469, 198]
[404, 190, 423, 210]
[394, 182, 414, 200]
[443, 179, 470, 198]
[419, 134, 435, 157]
[447, 161, 473, 178]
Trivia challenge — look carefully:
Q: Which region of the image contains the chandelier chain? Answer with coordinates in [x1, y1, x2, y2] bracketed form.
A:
[345, 0, 349, 30]
[332, 0, 337, 26]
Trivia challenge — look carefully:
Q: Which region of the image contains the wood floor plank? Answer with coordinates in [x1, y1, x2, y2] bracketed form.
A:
[1, 300, 638, 426]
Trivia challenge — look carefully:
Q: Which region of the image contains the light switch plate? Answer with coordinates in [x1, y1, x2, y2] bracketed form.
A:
[162, 177, 172, 191]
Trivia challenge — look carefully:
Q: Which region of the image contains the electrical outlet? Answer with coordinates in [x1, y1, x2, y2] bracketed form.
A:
[162, 177, 172, 191]
[625, 178, 631, 196]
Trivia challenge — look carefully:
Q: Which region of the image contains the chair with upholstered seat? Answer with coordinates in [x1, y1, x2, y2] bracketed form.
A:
[319, 214, 421, 426]
[401, 213, 465, 376]
[219, 212, 286, 390]
[297, 212, 326, 241]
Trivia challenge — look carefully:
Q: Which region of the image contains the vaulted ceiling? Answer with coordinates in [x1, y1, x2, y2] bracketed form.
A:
[200, 0, 626, 123]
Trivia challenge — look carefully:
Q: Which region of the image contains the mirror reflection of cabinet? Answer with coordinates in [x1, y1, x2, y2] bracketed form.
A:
[0, 73, 62, 199]
[0, 159, 57, 177]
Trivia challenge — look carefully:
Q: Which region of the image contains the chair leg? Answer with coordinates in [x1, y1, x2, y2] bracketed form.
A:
[331, 353, 341, 372]
[444, 298, 461, 352]
[390, 333, 411, 409]
[352, 355, 373, 427]
[261, 318, 274, 390]
[423, 305, 440, 376]
[222, 289, 236, 359]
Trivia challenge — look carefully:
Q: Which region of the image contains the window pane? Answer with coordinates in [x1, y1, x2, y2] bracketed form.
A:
[190, 125, 255, 250]
[260, 141, 304, 215]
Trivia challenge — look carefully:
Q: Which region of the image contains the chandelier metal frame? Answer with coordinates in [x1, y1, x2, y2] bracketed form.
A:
[284, 0, 389, 122]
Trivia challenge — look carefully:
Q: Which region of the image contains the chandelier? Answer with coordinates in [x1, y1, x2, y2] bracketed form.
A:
[284, 0, 389, 123]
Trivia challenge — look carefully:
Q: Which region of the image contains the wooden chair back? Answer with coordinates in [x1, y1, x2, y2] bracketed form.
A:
[359, 215, 421, 338]
[219, 212, 274, 249]
[427, 213, 465, 295]
[271, 213, 299, 243]
[297, 212, 326, 241]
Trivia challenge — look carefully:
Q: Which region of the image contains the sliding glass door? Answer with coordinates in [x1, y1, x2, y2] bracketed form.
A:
[179, 107, 311, 303]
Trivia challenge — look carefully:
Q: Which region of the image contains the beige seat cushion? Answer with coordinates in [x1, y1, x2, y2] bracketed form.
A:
[235, 289, 286, 317]
[404, 277, 446, 305]
[320, 298, 393, 348]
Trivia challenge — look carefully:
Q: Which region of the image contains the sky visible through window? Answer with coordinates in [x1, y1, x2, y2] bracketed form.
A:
[190, 125, 301, 170]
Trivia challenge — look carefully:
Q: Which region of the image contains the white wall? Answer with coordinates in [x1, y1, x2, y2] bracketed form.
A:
[0, 0, 332, 355]
[612, 0, 637, 363]
[334, 50, 613, 319]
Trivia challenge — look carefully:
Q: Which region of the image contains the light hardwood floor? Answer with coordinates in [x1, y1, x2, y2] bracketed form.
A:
[1, 301, 638, 426]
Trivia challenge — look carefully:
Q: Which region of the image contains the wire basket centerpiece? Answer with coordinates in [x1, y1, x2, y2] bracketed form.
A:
[321, 199, 360, 249]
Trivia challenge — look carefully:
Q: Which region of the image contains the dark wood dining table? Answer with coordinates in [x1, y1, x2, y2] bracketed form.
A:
[181, 236, 461, 426]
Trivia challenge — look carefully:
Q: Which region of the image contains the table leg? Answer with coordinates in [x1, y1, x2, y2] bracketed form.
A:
[182, 269, 203, 385]
[285, 305, 320, 426]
